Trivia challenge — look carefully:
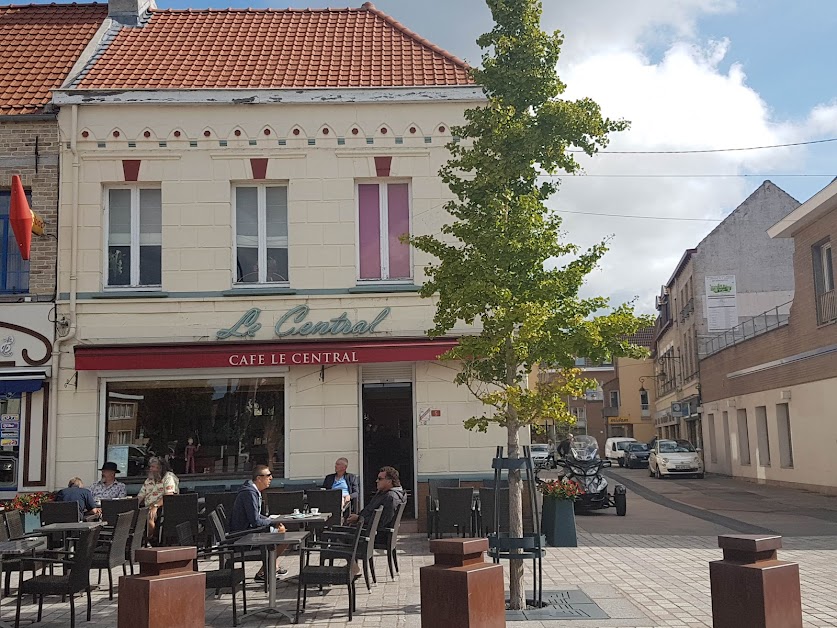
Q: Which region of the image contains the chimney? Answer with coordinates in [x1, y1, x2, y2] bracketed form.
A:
[109, 0, 155, 26]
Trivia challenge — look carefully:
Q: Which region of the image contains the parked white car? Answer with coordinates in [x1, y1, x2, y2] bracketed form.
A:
[648, 439, 704, 479]
[604, 437, 637, 467]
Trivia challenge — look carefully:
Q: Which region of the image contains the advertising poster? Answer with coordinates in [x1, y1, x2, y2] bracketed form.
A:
[705, 275, 738, 332]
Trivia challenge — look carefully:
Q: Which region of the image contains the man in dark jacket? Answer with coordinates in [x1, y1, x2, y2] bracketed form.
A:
[346, 466, 406, 541]
[321, 457, 360, 513]
[56, 477, 99, 520]
[230, 465, 287, 580]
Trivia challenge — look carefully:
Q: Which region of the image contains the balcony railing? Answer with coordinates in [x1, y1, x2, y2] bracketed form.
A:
[701, 301, 792, 357]
[818, 290, 837, 325]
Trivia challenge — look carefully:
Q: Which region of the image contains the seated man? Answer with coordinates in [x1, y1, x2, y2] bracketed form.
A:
[229, 464, 288, 581]
[321, 457, 360, 514]
[90, 461, 127, 502]
[346, 466, 406, 542]
[56, 477, 100, 521]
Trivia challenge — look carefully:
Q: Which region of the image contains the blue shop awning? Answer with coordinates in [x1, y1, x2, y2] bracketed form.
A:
[0, 369, 46, 395]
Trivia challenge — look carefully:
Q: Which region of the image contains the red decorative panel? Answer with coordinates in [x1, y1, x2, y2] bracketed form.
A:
[250, 158, 268, 180]
[122, 160, 141, 182]
[374, 156, 392, 177]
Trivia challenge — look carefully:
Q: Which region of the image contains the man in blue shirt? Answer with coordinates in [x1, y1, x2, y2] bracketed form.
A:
[321, 457, 359, 513]
[56, 477, 100, 520]
[230, 465, 287, 580]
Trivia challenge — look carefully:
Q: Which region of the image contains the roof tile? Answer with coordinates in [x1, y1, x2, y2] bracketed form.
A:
[0, 3, 108, 114]
[76, 3, 473, 90]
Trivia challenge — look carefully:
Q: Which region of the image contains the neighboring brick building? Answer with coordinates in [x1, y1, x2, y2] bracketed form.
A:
[652, 181, 798, 449]
[0, 3, 108, 495]
[700, 179, 837, 493]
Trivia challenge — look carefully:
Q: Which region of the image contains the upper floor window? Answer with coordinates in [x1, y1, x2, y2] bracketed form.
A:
[357, 182, 411, 282]
[106, 188, 161, 288]
[639, 389, 650, 411]
[609, 390, 620, 408]
[0, 191, 30, 294]
[234, 185, 288, 284]
[813, 239, 835, 325]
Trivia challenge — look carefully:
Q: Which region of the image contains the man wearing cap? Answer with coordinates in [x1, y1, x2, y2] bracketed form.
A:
[90, 461, 127, 502]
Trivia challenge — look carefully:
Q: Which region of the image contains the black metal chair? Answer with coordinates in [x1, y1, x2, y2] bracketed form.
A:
[478, 488, 510, 536]
[264, 490, 304, 515]
[374, 498, 407, 579]
[203, 493, 237, 530]
[161, 493, 199, 546]
[15, 527, 100, 628]
[175, 522, 247, 626]
[305, 489, 343, 528]
[320, 507, 382, 592]
[38, 502, 79, 552]
[436, 488, 476, 538]
[127, 507, 149, 575]
[100, 499, 137, 527]
[91, 511, 133, 599]
[295, 516, 364, 623]
[206, 508, 267, 583]
[3, 510, 33, 596]
[425, 479, 460, 538]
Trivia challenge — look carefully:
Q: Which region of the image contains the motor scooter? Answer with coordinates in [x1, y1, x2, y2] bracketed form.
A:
[555, 435, 626, 516]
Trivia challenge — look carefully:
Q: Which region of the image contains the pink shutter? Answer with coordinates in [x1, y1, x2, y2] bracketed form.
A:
[358, 184, 381, 279]
[387, 183, 410, 279]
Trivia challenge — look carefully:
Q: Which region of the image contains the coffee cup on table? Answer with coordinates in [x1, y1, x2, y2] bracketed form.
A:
[293, 509, 300, 515]
[310, 508, 319, 515]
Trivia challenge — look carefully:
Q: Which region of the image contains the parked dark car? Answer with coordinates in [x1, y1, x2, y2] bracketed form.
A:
[623, 442, 651, 469]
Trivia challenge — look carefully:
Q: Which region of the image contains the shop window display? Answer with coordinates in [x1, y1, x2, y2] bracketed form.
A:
[105, 377, 285, 478]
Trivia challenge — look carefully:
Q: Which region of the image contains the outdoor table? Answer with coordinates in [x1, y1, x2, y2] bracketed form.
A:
[233, 530, 310, 623]
[0, 537, 46, 627]
[35, 521, 104, 548]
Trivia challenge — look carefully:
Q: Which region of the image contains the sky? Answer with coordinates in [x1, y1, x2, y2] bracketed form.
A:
[36, 0, 837, 313]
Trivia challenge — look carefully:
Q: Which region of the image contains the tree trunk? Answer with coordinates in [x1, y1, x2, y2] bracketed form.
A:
[505, 337, 526, 610]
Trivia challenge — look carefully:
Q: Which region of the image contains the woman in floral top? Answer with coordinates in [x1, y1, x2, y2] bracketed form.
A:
[137, 457, 179, 539]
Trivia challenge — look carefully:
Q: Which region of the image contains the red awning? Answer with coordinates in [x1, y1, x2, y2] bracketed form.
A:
[74, 337, 459, 371]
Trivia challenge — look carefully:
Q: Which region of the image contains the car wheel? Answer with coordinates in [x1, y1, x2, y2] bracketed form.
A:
[648, 463, 654, 477]
[614, 492, 627, 516]
[655, 466, 662, 479]
[617, 458, 623, 467]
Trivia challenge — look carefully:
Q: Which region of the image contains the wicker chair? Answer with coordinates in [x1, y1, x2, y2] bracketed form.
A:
[436, 488, 476, 538]
[295, 516, 365, 623]
[14, 528, 100, 628]
[374, 498, 408, 579]
[160, 493, 199, 546]
[264, 490, 304, 515]
[91, 511, 133, 599]
[126, 507, 149, 575]
[175, 522, 247, 626]
[425, 479, 460, 538]
[320, 507, 382, 592]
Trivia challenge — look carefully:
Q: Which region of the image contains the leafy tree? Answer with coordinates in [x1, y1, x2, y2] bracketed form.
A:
[410, 0, 652, 609]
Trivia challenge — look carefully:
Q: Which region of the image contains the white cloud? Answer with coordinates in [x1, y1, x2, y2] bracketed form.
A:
[531, 2, 817, 314]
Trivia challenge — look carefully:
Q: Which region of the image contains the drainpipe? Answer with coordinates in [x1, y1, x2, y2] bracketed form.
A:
[46, 104, 80, 490]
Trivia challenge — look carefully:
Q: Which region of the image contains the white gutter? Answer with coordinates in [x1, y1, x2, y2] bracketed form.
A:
[46, 104, 80, 490]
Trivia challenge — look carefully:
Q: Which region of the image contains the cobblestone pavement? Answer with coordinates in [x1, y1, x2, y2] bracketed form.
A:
[2, 531, 835, 627]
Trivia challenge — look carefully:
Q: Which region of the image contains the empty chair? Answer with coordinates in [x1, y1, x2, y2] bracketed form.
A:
[126, 507, 150, 574]
[374, 498, 408, 579]
[203, 493, 237, 531]
[100, 499, 137, 527]
[435, 487, 476, 538]
[305, 489, 343, 527]
[14, 527, 100, 628]
[295, 516, 365, 623]
[40, 501, 79, 525]
[5, 510, 25, 540]
[160, 493, 199, 546]
[265, 490, 304, 515]
[175, 522, 247, 626]
[425, 479, 460, 538]
[91, 510, 133, 600]
[478, 488, 510, 536]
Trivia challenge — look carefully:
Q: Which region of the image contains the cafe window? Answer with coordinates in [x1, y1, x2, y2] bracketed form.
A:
[104, 377, 285, 478]
[106, 187, 162, 288]
[234, 185, 289, 284]
[0, 190, 30, 294]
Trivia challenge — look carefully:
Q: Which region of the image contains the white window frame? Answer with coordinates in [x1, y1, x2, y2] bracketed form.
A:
[231, 183, 290, 287]
[821, 242, 834, 292]
[103, 185, 162, 290]
[355, 179, 413, 283]
[639, 389, 650, 411]
[609, 390, 620, 408]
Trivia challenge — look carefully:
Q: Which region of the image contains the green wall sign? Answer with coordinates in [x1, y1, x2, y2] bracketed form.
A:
[217, 305, 391, 340]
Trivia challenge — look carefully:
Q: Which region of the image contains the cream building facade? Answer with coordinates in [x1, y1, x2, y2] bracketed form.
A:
[44, 2, 515, 514]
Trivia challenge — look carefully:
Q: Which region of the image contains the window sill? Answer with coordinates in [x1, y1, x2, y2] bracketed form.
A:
[349, 283, 420, 294]
[223, 287, 297, 297]
[92, 291, 168, 299]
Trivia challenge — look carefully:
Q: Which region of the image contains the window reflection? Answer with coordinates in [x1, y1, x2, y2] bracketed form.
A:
[105, 378, 285, 478]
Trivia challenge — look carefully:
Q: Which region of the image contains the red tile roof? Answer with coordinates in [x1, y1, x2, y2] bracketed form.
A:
[75, 2, 474, 90]
[0, 3, 108, 114]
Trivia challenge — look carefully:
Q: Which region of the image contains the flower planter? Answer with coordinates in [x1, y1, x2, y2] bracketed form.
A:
[541, 496, 577, 547]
